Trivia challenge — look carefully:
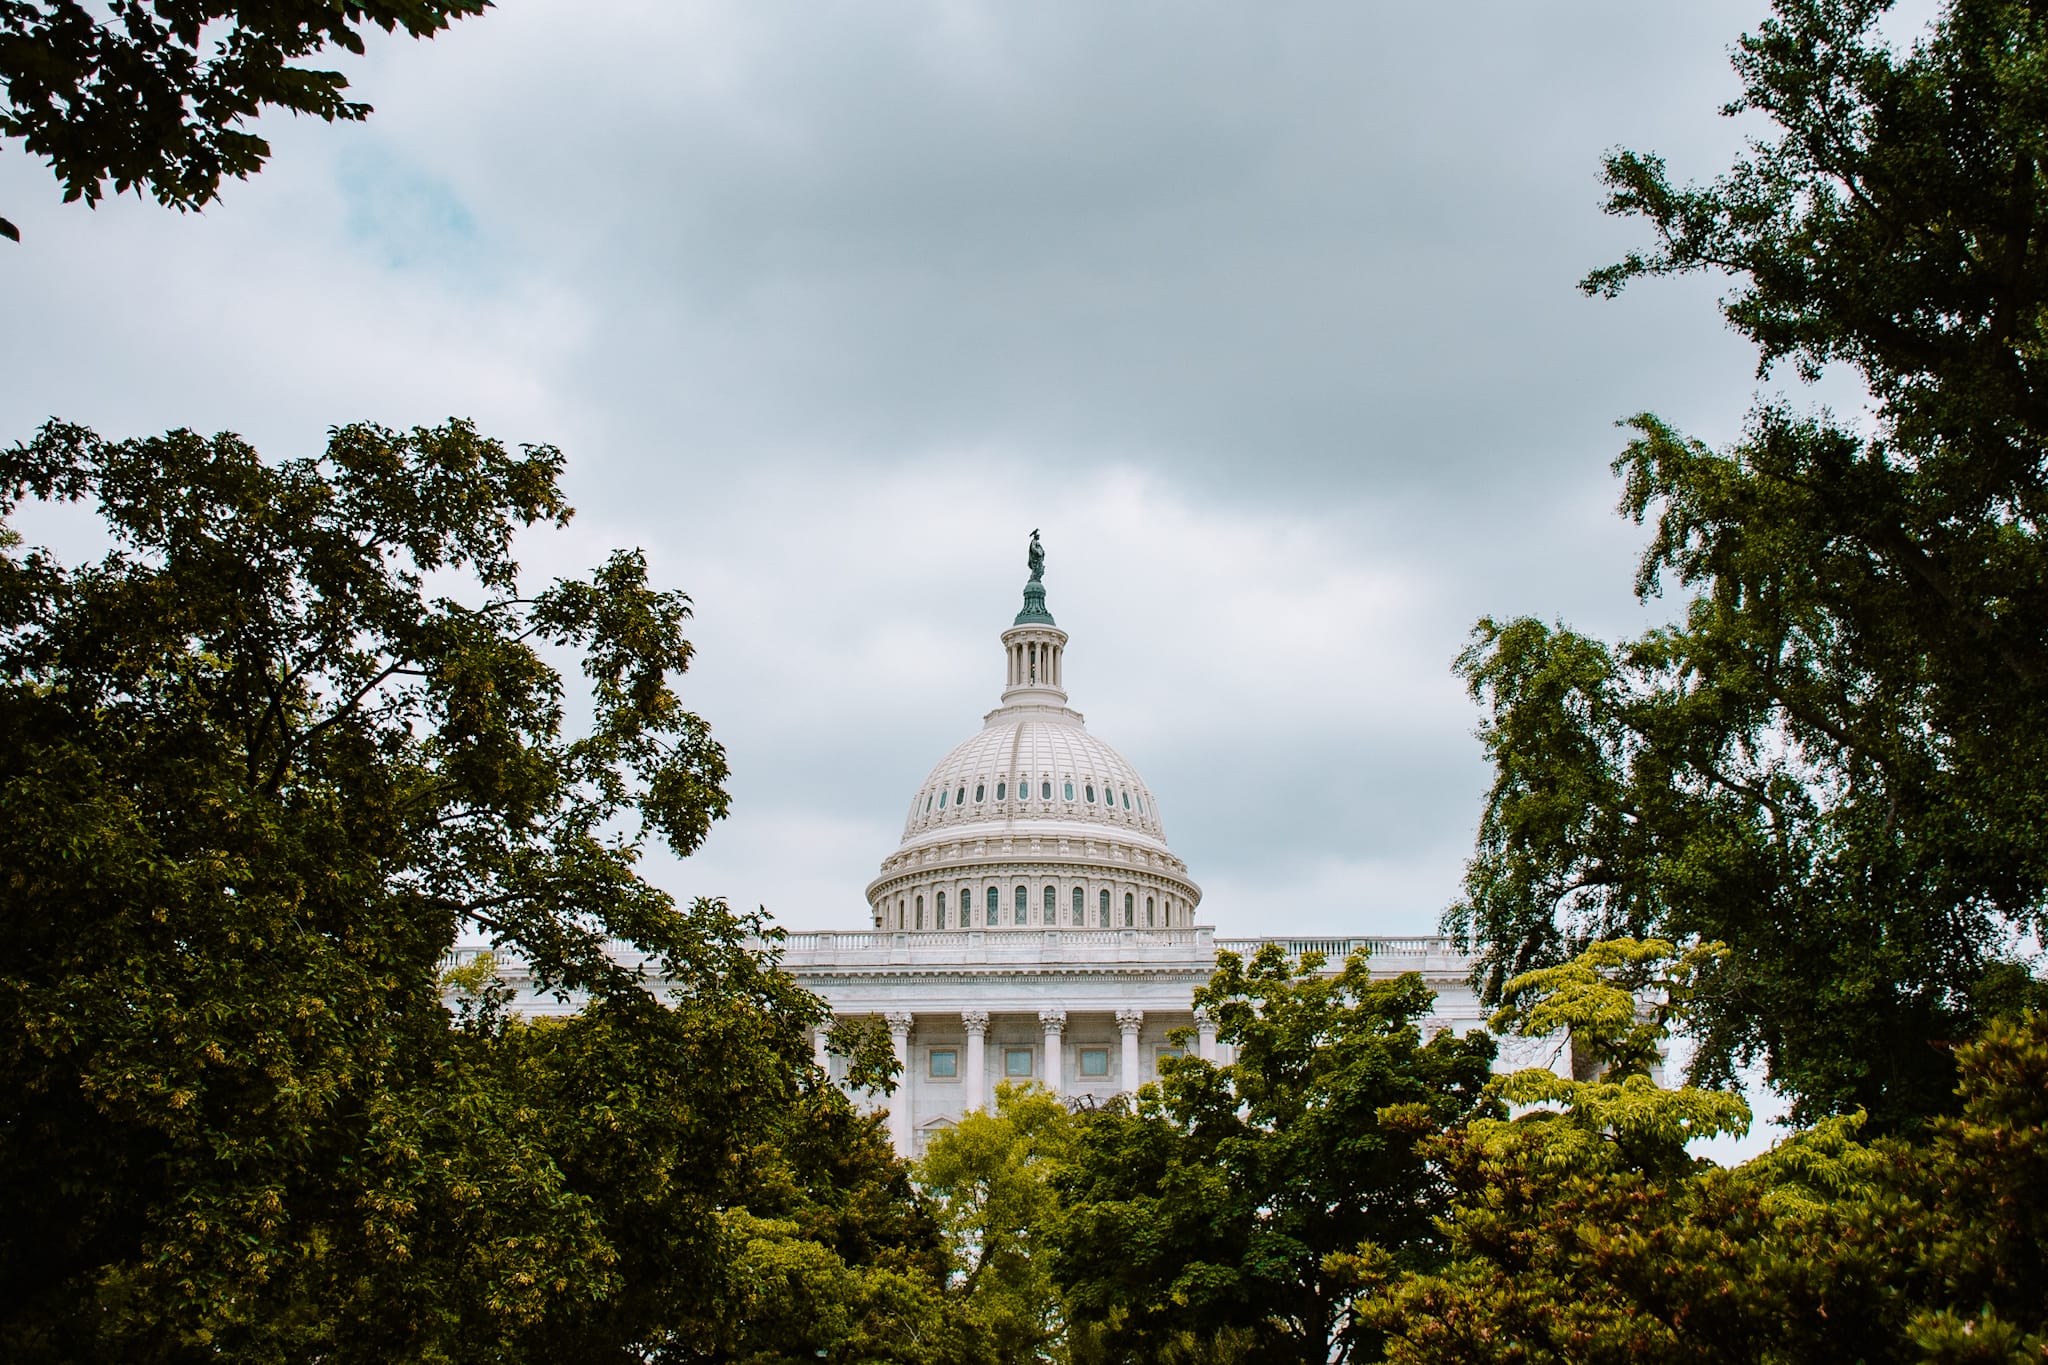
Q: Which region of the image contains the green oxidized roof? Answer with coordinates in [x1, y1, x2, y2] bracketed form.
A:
[1014, 578, 1055, 625]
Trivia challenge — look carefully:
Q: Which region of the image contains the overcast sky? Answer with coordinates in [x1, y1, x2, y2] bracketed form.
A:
[1, 0, 1884, 945]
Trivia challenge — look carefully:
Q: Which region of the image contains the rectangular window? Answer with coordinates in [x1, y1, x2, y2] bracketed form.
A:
[928, 1048, 958, 1078]
[1079, 1047, 1109, 1077]
[1004, 1048, 1033, 1078]
[1155, 1047, 1183, 1076]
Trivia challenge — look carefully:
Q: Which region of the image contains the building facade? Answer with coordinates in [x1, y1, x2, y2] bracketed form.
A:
[456, 537, 1537, 1157]
[778, 537, 1501, 1155]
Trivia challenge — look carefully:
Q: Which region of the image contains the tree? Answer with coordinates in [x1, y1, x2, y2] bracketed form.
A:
[0, 418, 928, 1361]
[916, 1083, 1073, 1364]
[1052, 946, 1498, 1365]
[1451, 0, 2048, 1129]
[0, 1, 491, 241]
[1369, 940, 2048, 1364]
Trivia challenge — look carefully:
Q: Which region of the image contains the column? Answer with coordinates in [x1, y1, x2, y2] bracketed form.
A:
[1116, 1008, 1144, 1091]
[1195, 1006, 1218, 1063]
[884, 1010, 915, 1155]
[961, 1008, 990, 1112]
[812, 1019, 831, 1073]
[1039, 1008, 1066, 1095]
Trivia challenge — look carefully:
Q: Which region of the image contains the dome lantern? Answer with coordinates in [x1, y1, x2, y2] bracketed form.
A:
[1001, 529, 1068, 708]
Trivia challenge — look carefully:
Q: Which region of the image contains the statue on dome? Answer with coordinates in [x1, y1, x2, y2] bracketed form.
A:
[1027, 529, 1045, 582]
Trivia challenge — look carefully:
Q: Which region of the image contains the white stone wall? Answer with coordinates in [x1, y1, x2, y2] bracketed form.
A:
[778, 930, 1503, 1155]
[444, 929, 1543, 1160]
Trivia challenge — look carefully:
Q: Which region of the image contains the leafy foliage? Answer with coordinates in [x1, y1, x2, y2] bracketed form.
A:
[916, 1083, 1074, 1364]
[1483, 939, 1751, 1178]
[0, 418, 944, 1362]
[1371, 939, 2048, 1364]
[1052, 945, 1498, 1365]
[1450, 0, 2048, 1129]
[0, 1, 490, 239]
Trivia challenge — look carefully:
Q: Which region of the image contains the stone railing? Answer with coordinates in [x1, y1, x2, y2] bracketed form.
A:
[1214, 935, 1470, 973]
[770, 926, 1218, 969]
[442, 931, 1473, 980]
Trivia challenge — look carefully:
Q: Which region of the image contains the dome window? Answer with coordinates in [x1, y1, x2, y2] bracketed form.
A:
[974, 784, 984, 803]
[938, 789, 947, 809]
[1085, 784, 1096, 803]
[1124, 892, 1135, 927]
[936, 891, 947, 928]
[986, 886, 999, 925]
[1098, 889, 1111, 927]
[1042, 780, 1052, 800]
[1043, 885, 1056, 923]
[1071, 887, 1084, 925]
[1014, 885, 1027, 924]
[1123, 791, 1131, 810]
[915, 895, 924, 930]
[1146, 895, 1155, 926]
[995, 781, 1006, 800]
[1136, 794, 1145, 815]
[1064, 781, 1075, 801]
[956, 786, 967, 806]
[926, 793, 934, 813]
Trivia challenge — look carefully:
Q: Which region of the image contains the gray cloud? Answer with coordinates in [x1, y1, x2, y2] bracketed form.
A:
[1, 0, 1853, 938]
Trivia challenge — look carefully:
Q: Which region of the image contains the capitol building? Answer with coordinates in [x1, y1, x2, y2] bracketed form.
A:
[457, 538, 1516, 1157]
[770, 536, 1499, 1156]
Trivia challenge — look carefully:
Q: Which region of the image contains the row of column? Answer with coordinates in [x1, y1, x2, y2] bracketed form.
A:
[1008, 638, 1062, 688]
[860, 1007, 1220, 1154]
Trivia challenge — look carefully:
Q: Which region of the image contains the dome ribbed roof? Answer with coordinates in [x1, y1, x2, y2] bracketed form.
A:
[898, 709, 1168, 851]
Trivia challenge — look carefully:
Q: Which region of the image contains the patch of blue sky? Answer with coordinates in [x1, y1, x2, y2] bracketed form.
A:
[334, 142, 488, 281]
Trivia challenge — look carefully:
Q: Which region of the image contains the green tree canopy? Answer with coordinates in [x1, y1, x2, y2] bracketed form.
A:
[0, 418, 933, 1362]
[0, 1, 491, 240]
[916, 1083, 1074, 1364]
[1451, 0, 2048, 1129]
[1052, 945, 1498, 1365]
[1371, 941, 2048, 1364]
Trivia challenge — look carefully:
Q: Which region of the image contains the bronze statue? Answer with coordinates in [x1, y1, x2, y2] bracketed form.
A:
[1028, 529, 1045, 581]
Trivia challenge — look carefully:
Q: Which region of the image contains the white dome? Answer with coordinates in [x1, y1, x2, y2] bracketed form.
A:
[866, 541, 1200, 934]
[899, 710, 1169, 852]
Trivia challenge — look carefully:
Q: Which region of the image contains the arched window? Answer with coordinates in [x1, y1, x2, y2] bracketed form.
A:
[1146, 895, 1155, 927]
[996, 781, 1006, 800]
[1072, 886, 1084, 925]
[915, 895, 924, 930]
[897, 899, 906, 930]
[1098, 889, 1110, 928]
[1014, 885, 1028, 924]
[974, 783, 984, 802]
[1124, 892, 1135, 927]
[936, 891, 947, 928]
[987, 886, 999, 926]
[1064, 781, 1075, 801]
[1044, 885, 1056, 923]
[1042, 780, 1052, 799]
